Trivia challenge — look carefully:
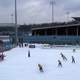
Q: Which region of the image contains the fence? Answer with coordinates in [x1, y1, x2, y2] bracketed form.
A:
[22, 35, 80, 45]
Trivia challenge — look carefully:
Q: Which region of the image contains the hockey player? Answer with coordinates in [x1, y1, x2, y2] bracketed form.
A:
[58, 60, 62, 67]
[38, 64, 43, 72]
[28, 50, 30, 57]
[0, 52, 5, 61]
[72, 56, 75, 63]
[73, 49, 76, 52]
[60, 53, 67, 61]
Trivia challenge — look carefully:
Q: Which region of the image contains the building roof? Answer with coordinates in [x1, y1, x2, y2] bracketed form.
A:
[72, 17, 80, 22]
[32, 22, 80, 30]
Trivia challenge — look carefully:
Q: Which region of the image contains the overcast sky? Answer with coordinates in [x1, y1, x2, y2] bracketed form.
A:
[0, 0, 80, 24]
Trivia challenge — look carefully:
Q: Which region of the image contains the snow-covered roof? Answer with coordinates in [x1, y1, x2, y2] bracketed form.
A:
[2, 39, 10, 42]
[0, 39, 10, 42]
[0, 35, 10, 38]
[0, 23, 19, 27]
[0, 36, 10, 41]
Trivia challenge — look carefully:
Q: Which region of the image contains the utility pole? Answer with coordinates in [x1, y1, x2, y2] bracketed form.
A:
[15, 0, 18, 45]
[50, 0, 55, 23]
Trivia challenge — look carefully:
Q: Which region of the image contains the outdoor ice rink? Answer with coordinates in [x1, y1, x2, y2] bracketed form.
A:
[0, 44, 80, 80]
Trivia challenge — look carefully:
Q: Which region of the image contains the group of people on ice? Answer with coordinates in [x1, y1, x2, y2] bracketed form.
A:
[0, 52, 5, 61]
[58, 52, 75, 67]
[27, 49, 76, 72]
[58, 49, 76, 67]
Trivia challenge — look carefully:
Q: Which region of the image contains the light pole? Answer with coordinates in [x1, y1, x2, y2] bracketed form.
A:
[15, 0, 18, 45]
[50, 0, 55, 23]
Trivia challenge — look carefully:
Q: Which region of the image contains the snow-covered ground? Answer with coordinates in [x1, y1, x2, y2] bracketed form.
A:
[0, 44, 80, 80]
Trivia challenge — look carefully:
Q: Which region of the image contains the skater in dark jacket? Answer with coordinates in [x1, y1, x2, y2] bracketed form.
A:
[73, 49, 76, 52]
[0, 53, 5, 61]
[28, 50, 30, 57]
[38, 64, 43, 72]
[58, 60, 62, 67]
[72, 56, 75, 63]
[60, 53, 67, 61]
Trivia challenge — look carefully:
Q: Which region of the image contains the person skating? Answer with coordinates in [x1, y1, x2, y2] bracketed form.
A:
[58, 60, 62, 67]
[60, 53, 67, 61]
[28, 50, 30, 57]
[38, 64, 43, 72]
[72, 56, 75, 63]
[73, 49, 76, 52]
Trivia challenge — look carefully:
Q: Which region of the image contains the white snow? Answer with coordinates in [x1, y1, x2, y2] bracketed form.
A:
[0, 44, 80, 80]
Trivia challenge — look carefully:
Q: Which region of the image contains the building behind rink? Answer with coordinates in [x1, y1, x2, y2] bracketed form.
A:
[23, 17, 80, 45]
[1, 17, 80, 45]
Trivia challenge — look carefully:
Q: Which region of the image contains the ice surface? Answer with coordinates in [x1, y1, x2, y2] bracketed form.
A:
[0, 44, 80, 80]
